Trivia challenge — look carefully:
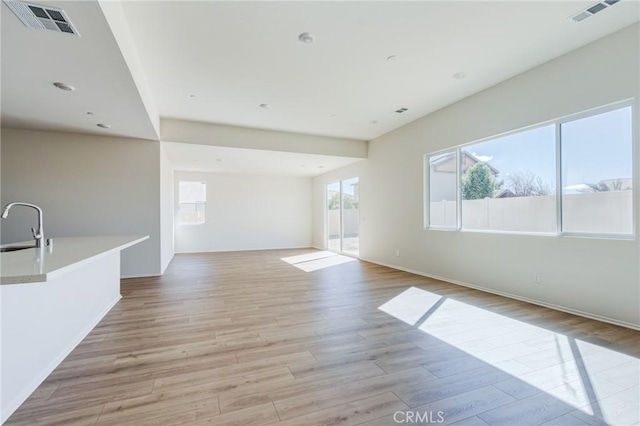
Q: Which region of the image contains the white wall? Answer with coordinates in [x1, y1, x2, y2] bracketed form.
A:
[313, 24, 640, 329]
[162, 118, 367, 158]
[0, 128, 162, 277]
[175, 171, 312, 253]
[98, 0, 160, 139]
[160, 145, 175, 273]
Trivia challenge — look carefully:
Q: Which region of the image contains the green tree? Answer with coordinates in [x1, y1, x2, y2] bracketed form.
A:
[328, 193, 355, 209]
[462, 163, 497, 200]
[342, 195, 355, 209]
[328, 193, 340, 209]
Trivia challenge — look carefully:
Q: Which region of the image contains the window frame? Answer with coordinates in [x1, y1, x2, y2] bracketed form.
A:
[424, 99, 636, 240]
[425, 149, 460, 230]
[556, 101, 635, 239]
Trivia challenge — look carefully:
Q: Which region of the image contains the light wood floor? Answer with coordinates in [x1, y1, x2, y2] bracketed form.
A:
[6, 249, 640, 426]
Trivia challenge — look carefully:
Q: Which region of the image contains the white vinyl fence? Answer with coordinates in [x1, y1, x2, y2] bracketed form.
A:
[430, 191, 633, 234]
[328, 209, 360, 237]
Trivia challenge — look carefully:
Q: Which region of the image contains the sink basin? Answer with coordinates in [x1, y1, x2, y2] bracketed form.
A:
[0, 245, 35, 253]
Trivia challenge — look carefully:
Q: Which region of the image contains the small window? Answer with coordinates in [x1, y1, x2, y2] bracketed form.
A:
[178, 181, 206, 225]
[561, 106, 633, 235]
[428, 151, 458, 228]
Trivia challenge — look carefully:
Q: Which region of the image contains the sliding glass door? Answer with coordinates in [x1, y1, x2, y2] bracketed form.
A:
[326, 177, 359, 256]
[327, 182, 341, 252]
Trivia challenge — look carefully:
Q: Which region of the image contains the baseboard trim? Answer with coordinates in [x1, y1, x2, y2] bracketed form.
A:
[120, 273, 161, 279]
[1, 295, 122, 424]
[360, 257, 640, 332]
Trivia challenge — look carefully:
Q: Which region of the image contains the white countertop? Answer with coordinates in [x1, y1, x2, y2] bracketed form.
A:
[0, 235, 149, 285]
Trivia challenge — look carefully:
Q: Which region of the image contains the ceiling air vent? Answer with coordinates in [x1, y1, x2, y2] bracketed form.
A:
[570, 0, 622, 23]
[2, 0, 80, 36]
[395, 108, 408, 114]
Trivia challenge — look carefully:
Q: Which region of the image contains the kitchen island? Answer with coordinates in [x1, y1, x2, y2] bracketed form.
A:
[0, 235, 148, 423]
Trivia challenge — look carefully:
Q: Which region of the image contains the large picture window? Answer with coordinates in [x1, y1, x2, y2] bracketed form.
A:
[426, 103, 634, 238]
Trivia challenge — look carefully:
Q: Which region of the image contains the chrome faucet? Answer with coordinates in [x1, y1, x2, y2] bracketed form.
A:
[1, 202, 45, 248]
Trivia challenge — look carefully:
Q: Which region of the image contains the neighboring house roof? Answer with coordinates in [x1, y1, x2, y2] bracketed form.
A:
[494, 189, 516, 198]
[431, 151, 500, 176]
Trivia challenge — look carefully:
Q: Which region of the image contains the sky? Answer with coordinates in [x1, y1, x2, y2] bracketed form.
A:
[462, 106, 633, 194]
[328, 177, 358, 196]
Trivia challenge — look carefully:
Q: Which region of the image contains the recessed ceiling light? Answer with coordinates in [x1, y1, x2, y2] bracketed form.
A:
[96, 123, 111, 129]
[189, 94, 196, 98]
[318, 166, 325, 169]
[53, 82, 75, 91]
[386, 55, 399, 62]
[259, 103, 271, 109]
[453, 71, 467, 80]
[86, 111, 94, 115]
[370, 120, 378, 124]
[298, 32, 315, 44]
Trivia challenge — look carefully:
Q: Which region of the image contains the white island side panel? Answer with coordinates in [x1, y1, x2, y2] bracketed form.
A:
[1, 252, 121, 423]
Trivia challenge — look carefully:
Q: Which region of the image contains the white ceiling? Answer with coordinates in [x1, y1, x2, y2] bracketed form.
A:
[1, 1, 638, 143]
[162, 142, 363, 177]
[0, 1, 158, 140]
[121, 0, 639, 141]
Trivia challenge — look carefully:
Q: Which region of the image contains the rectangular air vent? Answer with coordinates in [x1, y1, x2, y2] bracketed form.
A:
[587, 3, 608, 14]
[570, 0, 622, 23]
[395, 108, 408, 114]
[572, 11, 592, 22]
[3, 0, 80, 36]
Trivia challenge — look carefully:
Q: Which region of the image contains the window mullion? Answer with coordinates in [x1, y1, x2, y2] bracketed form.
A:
[555, 122, 563, 235]
[456, 148, 462, 230]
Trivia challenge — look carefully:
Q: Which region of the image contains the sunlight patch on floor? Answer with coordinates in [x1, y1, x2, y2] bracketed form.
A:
[378, 287, 443, 326]
[281, 251, 337, 264]
[379, 287, 640, 425]
[281, 251, 357, 272]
